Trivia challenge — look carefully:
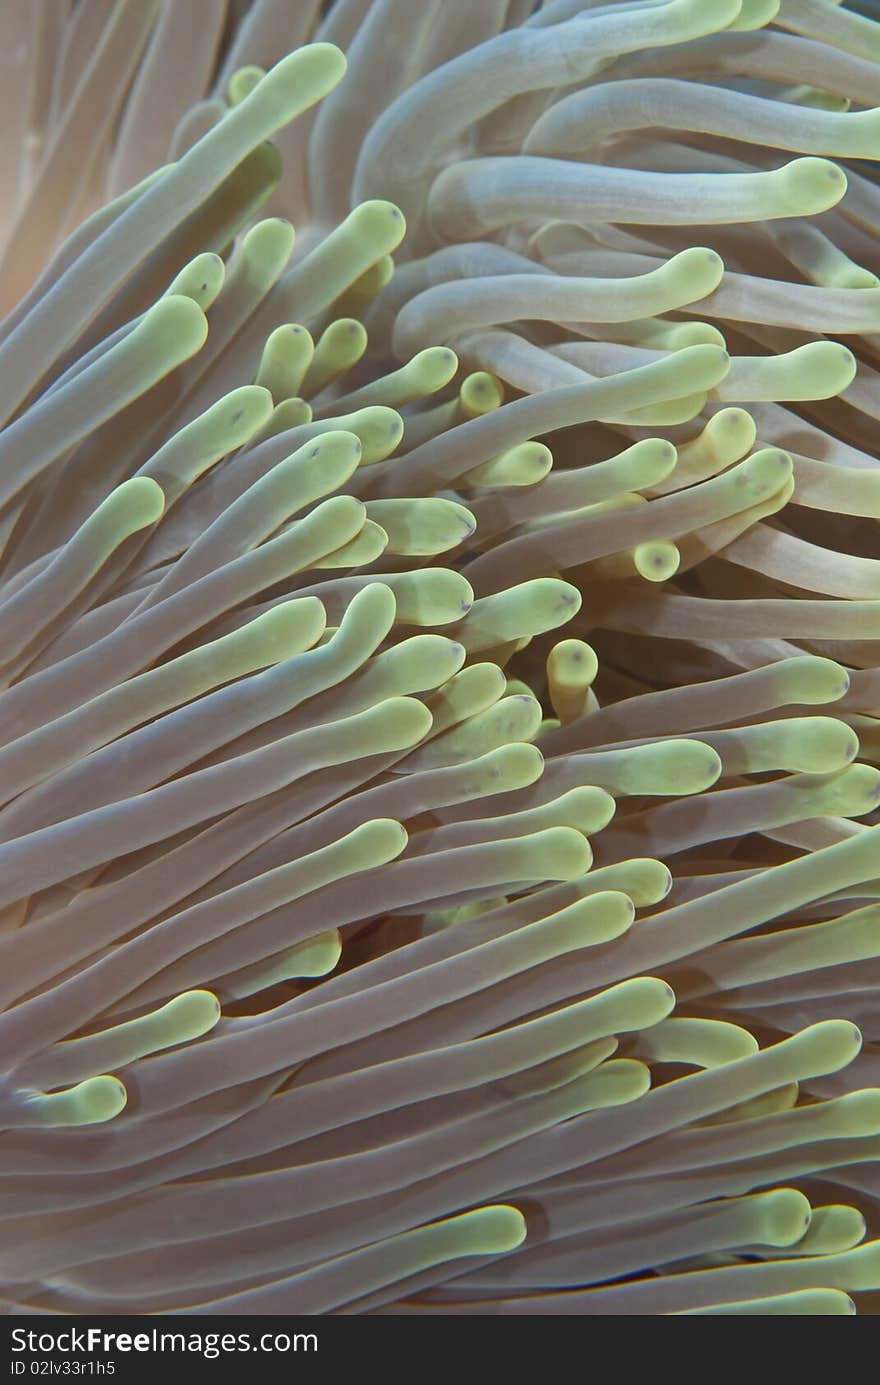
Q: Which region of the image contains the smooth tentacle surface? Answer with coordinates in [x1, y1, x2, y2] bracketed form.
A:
[1, 0, 880, 1317]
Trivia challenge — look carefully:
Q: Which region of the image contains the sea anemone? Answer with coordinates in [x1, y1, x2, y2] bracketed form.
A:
[1, 0, 880, 1317]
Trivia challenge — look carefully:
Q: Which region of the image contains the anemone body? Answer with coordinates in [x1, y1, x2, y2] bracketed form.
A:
[1, 0, 880, 1317]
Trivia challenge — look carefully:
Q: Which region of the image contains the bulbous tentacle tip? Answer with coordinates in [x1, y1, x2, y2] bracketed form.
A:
[21, 1074, 128, 1129]
[780, 156, 848, 214]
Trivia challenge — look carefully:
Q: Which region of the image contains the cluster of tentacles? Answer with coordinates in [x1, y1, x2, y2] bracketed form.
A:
[1, 0, 880, 1316]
